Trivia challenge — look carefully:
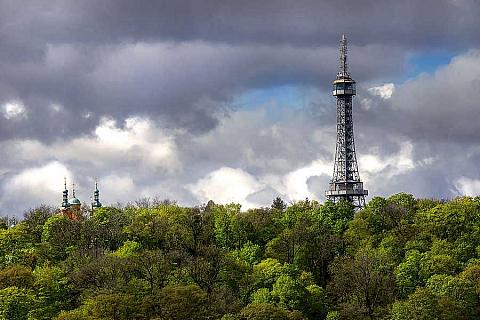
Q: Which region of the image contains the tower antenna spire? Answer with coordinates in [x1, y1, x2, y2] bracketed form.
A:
[338, 34, 349, 79]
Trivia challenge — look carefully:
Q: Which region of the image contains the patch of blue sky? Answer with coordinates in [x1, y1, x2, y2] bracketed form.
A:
[232, 85, 313, 121]
[234, 85, 304, 111]
[233, 84, 332, 117]
[401, 50, 459, 82]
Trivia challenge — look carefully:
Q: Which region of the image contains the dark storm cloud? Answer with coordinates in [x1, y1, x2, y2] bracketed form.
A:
[0, 0, 479, 142]
[4, 0, 479, 47]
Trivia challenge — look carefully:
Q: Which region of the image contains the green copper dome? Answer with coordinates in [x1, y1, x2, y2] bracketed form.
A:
[68, 197, 81, 205]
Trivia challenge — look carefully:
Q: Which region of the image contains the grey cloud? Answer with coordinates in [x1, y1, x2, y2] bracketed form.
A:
[2, 1, 479, 47]
[1, 1, 480, 216]
[0, 0, 478, 143]
[0, 40, 404, 141]
[355, 50, 480, 147]
[246, 186, 283, 207]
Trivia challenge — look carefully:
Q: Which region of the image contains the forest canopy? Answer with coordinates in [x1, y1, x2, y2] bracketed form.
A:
[1, 193, 480, 319]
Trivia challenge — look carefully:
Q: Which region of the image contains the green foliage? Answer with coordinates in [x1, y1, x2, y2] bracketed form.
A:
[0, 224, 37, 267]
[328, 245, 395, 319]
[395, 250, 422, 295]
[2, 195, 480, 319]
[252, 258, 285, 289]
[238, 303, 304, 320]
[91, 207, 129, 251]
[326, 311, 340, 320]
[213, 203, 243, 250]
[155, 285, 213, 319]
[80, 293, 142, 320]
[231, 241, 262, 267]
[0, 264, 33, 289]
[113, 240, 142, 258]
[31, 264, 77, 320]
[426, 274, 477, 317]
[0, 286, 36, 320]
[42, 215, 80, 261]
[271, 274, 308, 310]
[391, 287, 439, 320]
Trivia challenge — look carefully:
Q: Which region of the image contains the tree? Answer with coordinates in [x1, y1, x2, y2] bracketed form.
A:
[41, 215, 81, 261]
[426, 274, 477, 319]
[30, 264, 77, 320]
[56, 308, 93, 320]
[272, 197, 287, 213]
[213, 203, 243, 250]
[132, 249, 174, 293]
[0, 264, 33, 289]
[155, 285, 213, 320]
[90, 207, 129, 251]
[0, 286, 36, 320]
[238, 303, 304, 320]
[180, 206, 215, 255]
[252, 258, 285, 289]
[0, 223, 36, 268]
[328, 246, 395, 319]
[271, 274, 308, 310]
[420, 197, 480, 243]
[460, 261, 480, 298]
[266, 200, 320, 264]
[250, 259, 327, 318]
[186, 244, 224, 293]
[418, 240, 460, 280]
[395, 250, 422, 296]
[71, 254, 135, 292]
[22, 205, 55, 243]
[82, 293, 141, 320]
[266, 200, 341, 286]
[391, 287, 439, 320]
[318, 200, 354, 235]
[240, 208, 281, 247]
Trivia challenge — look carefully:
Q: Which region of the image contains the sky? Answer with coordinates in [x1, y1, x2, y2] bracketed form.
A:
[1, 0, 480, 217]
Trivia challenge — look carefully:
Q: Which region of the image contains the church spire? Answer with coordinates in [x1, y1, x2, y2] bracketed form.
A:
[61, 177, 69, 209]
[91, 178, 102, 209]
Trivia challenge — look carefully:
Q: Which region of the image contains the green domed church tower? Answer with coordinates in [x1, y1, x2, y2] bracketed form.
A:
[91, 179, 102, 210]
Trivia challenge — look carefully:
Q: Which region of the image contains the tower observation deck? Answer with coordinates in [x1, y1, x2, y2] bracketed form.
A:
[325, 35, 368, 208]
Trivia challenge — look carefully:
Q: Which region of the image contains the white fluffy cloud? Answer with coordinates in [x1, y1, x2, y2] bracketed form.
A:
[368, 83, 395, 99]
[359, 141, 415, 178]
[188, 167, 265, 209]
[4, 116, 179, 172]
[2, 101, 27, 120]
[100, 174, 136, 204]
[454, 177, 480, 197]
[0, 161, 72, 213]
[188, 159, 333, 209]
[280, 160, 332, 201]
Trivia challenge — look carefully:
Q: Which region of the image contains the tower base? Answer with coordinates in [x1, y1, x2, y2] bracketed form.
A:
[325, 181, 368, 208]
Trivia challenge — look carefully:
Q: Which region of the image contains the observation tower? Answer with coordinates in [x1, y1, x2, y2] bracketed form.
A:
[325, 35, 368, 208]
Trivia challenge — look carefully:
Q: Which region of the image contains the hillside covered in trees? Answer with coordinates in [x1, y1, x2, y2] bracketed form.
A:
[1, 194, 480, 319]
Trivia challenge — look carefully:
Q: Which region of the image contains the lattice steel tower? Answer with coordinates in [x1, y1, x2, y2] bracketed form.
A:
[325, 35, 368, 208]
